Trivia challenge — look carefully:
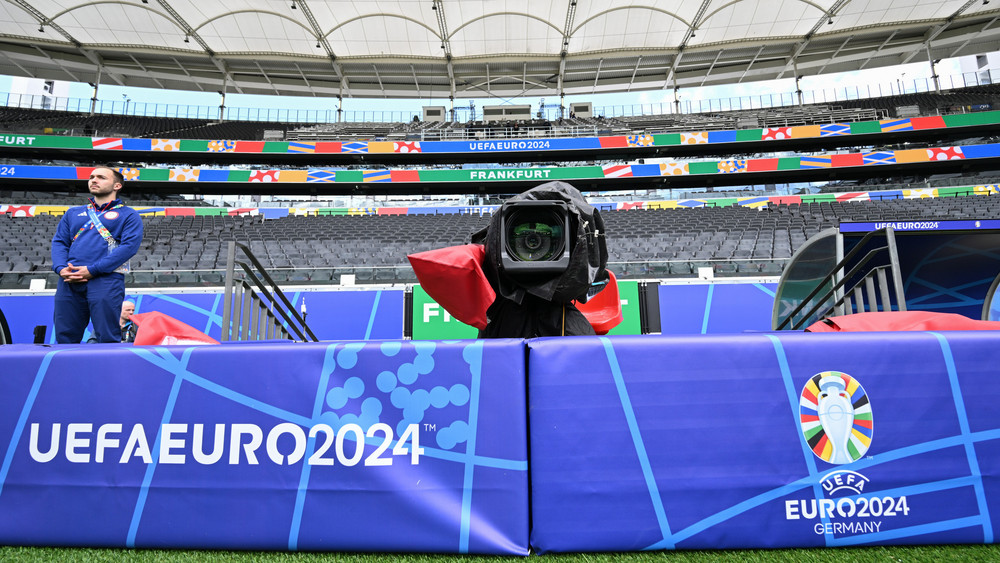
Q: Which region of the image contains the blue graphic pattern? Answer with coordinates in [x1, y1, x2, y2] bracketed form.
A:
[0, 338, 526, 553]
[528, 331, 999, 552]
[590, 333, 999, 549]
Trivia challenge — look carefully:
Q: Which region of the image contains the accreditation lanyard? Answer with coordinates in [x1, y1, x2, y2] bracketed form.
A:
[73, 202, 123, 244]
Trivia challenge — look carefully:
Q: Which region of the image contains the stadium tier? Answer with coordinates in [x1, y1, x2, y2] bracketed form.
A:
[3, 98, 1000, 288]
[2, 83, 998, 141]
[2, 188, 999, 289]
[2, 104, 999, 199]
[0, 143, 998, 196]
[3, 109, 1000, 166]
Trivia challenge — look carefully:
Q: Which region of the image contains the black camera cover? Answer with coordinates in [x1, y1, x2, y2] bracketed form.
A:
[473, 181, 609, 306]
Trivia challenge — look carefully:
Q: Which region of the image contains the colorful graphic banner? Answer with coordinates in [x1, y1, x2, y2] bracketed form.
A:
[1, 143, 998, 186]
[0, 340, 529, 553]
[2, 110, 999, 157]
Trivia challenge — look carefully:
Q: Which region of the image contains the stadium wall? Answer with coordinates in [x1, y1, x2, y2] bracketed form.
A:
[0, 280, 778, 344]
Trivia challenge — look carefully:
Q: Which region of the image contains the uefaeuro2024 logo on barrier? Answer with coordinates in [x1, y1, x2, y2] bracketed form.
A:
[789, 371, 910, 536]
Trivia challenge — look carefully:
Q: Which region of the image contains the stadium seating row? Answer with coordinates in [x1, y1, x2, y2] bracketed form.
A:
[1, 192, 997, 289]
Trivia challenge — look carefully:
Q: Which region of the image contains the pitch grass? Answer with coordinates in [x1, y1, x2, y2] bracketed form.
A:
[2, 545, 1000, 563]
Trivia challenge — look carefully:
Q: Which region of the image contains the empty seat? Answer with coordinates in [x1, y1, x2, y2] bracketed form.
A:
[668, 262, 692, 276]
[714, 263, 740, 276]
[132, 272, 156, 286]
[177, 272, 199, 285]
[199, 272, 224, 285]
[155, 273, 179, 284]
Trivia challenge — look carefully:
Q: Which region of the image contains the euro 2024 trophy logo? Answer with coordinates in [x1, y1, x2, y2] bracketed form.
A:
[793, 372, 911, 536]
[799, 371, 873, 464]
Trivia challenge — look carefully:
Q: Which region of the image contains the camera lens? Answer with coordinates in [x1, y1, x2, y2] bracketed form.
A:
[505, 209, 565, 261]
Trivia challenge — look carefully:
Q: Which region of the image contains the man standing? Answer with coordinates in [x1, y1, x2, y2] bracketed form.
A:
[51, 167, 143, 343]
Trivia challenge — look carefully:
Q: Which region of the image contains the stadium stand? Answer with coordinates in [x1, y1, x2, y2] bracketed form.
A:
[3, 189, 999, 289]
[3, 83, 997, 141]
[3, 82, 1000, 290]
[0, 107, 284, 140]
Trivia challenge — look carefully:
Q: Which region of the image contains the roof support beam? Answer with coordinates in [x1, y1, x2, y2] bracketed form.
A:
[10, 0, 75, 43]
[372, 63, 385, 95]
[627, 56, 642, 91]
[738, 47, 765, 83]
[817, 36, 853, 74]
[0, 51, 34, 78]
[776, 0, 850, 80]
[432, 0, 452, 58]
[32, 45, 83, 83]
[129, 54, 165, 89]
[11, 0, 128, 85]
[447, 60, 456, 100]
[557, 54, 565, 98]
[170, 56, 206, 91]
[558, 0, 578, 95]
[295, 63, 313, 94]
[700, 50, 724, 87]
[254, 61, 281, 95]
[155, 0, 246, 94]
[664, 0, 710, 89]
[901, 0, 979, 65]
[947, 15, 999, 60]
[292, 0, 348, 94]
[430, 0, 452, 98]
[859, 30, 898, 70]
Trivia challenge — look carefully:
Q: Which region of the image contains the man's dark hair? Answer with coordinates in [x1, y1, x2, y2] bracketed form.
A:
[105, 167, 125, 186]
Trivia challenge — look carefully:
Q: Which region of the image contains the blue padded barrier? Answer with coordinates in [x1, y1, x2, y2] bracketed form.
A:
[528, 331, 1000, 552]
[0, 339, 529, 554]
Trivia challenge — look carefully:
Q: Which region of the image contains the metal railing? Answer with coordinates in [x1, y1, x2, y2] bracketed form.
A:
[0, 257, 791, 293]
[221, 242, 318, 342]
[4, 68, 995, 126]
[775, 228, 906, 331]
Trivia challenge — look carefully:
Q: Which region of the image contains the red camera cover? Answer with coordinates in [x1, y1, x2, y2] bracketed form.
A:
[805, 311, 1000, 332]
[572, 270, 623, 335]
[131, 311, 220, 345]
[408, 244, 496, 330]
[408, 244, 624, 334]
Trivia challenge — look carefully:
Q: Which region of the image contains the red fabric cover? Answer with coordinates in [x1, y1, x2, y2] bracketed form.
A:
[407, 244, 496, 330]
[805, 311, 1000, 332]
[131, 312, 220, 345]
[572, 270, 623, 335]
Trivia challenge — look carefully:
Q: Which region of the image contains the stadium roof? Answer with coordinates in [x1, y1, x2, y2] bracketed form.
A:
[2, 0, 999, 102]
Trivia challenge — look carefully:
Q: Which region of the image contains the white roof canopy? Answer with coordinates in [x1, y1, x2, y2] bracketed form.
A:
[2, 0, 998, 100]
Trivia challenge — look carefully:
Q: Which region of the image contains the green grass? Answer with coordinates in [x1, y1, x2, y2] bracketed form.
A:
[2, 545, 1000, 563]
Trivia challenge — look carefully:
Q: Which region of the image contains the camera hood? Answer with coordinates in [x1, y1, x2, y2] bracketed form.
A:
[499, 200, 572, 277]
[473, 181, 608, 304]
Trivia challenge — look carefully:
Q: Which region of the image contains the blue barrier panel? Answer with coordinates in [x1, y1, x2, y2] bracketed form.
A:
[0, 339, 529, 554]
[528, 332, 1000, 552]
[657, 283, 777, 334]
[0, 289, 405, 344]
